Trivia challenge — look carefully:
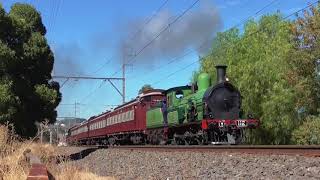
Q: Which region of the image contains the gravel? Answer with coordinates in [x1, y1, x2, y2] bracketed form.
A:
[58, 148, 320, 180]
[55, 146, 89, 156]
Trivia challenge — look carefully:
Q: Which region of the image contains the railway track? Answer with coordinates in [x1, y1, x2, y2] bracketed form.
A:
[57, 145, 320, 179]
[103, 145, 320, 157]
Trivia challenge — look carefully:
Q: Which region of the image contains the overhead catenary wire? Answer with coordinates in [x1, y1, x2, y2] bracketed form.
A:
[129, 0, 200, 64]
[50, 0, 62, 33]
[60, 78, 69, 89]
[232, 0, 279, 29]
[79, 80, 106, 104]
[129, 38, 211, 83]
[130, 0, 170, 40]
[48, 0, 58, 32]
[91, 57, 113, 74]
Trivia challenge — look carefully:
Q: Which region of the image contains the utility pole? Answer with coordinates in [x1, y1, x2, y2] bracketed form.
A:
[40, 124, 43, 144]
[74, 101, 77, 118]
[121, 50, 135, 104]
[49, 130, 52, 145]
[122, 63, 126, 104]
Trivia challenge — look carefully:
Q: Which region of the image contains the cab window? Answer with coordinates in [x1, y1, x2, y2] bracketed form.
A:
[175, 90, 184, 99]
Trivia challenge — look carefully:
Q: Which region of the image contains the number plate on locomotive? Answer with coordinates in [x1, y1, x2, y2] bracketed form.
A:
[237, 120, 247, 127]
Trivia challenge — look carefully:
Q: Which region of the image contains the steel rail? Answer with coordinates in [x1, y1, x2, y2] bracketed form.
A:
[103, 145, 320, 157]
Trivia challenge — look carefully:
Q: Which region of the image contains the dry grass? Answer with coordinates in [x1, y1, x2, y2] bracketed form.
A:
[0, 124, 29, 180]
[0, 124, 116, 180]
[53, 164, 116, 180]
[49, 152, 117, 180]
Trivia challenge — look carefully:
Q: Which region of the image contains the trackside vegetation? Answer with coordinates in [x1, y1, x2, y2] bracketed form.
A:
[194, 4, 320, 144]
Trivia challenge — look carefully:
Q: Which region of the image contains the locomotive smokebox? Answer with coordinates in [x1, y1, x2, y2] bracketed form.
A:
[216, 65, 227, 83]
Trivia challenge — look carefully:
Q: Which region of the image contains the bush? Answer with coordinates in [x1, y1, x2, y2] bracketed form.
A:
[291, 116, 320, 145]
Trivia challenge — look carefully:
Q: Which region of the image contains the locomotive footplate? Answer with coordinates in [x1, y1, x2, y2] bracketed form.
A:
[201, 119, 259, 144]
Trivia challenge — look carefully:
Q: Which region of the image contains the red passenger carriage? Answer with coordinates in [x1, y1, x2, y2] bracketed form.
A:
[67, 90, 164, 145]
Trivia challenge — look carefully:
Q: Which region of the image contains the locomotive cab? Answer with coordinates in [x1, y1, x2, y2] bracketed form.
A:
[165, 86, 192, 108]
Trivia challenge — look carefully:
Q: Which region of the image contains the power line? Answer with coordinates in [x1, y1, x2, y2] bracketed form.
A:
[60, 78, 69, 89]
[60, 103, 118, 107]
[130, 0, 170, 40]
[239, 0, 318, 40]
[91, 57, 113, 74]
[152, 60, 198, 85]
[53, 75, 123, 80]
[129, 39, 210, 83]
[232, 0, 279, 29]
[129, 0, 200, 64]
[48, 0, 56, 32]
[51, 0, 62, 32]
[79, 80, 106, 103]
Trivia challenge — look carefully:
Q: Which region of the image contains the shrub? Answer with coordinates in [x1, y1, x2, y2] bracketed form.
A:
[291, 115, 320, 145]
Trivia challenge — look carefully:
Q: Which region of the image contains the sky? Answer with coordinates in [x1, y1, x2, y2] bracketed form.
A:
[0, 0, 312, 119]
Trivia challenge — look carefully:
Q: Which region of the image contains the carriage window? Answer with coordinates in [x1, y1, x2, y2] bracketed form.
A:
[175, 90, 184, 99]
[121, 113, 124, 122]
[125, 112, 129, 121]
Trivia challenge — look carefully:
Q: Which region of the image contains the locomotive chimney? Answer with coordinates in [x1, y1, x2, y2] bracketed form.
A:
[216, 65, 227, 83]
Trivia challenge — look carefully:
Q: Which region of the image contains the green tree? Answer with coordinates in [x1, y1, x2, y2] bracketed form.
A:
[0, 3, 61, 138]
[138, 84, 154, 94]
[287, 4, 320, 144]
[287, 4, 320, 115]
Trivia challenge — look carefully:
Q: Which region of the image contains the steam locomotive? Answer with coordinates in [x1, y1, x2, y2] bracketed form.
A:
[67, 65, 259, 145]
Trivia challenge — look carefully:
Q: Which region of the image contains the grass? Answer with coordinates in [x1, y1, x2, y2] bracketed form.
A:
[53, 164, 116, 180]
[0, 124, 29, 180]
[0, 124, 116, 180]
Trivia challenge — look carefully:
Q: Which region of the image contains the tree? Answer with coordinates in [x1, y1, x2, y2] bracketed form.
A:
[138, 84, 154, 94]
[0, 3, 61, 138]
[287, 4, 320, 116]
[287, 4, 320, 144]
